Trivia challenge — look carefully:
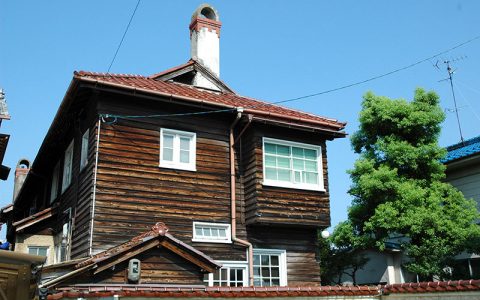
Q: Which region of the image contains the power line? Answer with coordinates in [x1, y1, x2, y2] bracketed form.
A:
[272, 35, 480, 106]
[107, 0, 142, 73]
[102, 34, 480, 120]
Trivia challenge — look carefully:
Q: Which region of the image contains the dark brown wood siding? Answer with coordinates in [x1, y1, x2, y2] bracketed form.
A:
[248, 226, 321, 286]
[91, 93, 247, 262]
[242, 125, 331, 228]
[64, 246, 206, 285]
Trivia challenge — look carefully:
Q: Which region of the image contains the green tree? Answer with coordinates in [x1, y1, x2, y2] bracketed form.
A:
[342, 88, 480, 280]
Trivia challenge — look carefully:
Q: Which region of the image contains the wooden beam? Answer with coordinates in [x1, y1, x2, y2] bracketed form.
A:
[160, 240, 216, 273]
[94, 239, 160, 275]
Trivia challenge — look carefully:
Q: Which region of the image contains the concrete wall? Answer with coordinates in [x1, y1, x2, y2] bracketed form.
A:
[14, 233, 55, 265]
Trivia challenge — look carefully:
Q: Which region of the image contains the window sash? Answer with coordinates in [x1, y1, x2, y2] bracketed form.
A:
[28, 246, 49, 257]
[50, 161, 60, 203]
[263, 138, 323, 191]
[62, 140, 74, 193]
[160, 128, 196, 171]
[204, 262, 248, 287]
[253, 249, 287, 287]
[80, 129, 89, 171]
[192, 222, 231, 243]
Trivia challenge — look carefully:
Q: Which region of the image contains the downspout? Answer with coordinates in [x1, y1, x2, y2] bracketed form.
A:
[229, 108, 254, 286]
[88, 116, 102, 256]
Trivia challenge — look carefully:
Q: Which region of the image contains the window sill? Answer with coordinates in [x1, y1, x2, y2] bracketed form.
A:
[262, 180, 325, 192]
[159, 163, 196, 172]
[192, 238, 232, 244]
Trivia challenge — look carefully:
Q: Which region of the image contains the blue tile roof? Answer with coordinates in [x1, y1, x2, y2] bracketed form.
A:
[442, 135, 480, 163]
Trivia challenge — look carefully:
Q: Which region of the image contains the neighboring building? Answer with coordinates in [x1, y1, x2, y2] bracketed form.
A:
[443, 135, 480, 279]
[0, 89, 11, 181]
[3, 4, 346, 292]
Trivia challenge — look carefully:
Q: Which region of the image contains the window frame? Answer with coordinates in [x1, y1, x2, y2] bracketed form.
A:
[27, 245, 49, 257]
[61, 139, 74, 193]
[204, 261, 248, 287]
[192, 222, 231, 243]
[159, 128, 196, 171]
[80, 129, 89, 171]
[262, 137, 324, 191]
[50, 161, 60, 203]
[253, 248, 287, 287]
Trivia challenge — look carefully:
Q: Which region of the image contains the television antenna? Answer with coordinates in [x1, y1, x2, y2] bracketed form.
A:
[437, 56, 467, 143]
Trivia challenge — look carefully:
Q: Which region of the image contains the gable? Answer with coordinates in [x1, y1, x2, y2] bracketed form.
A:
[150, 59, 234, 93]
[40, 222, 221, 289]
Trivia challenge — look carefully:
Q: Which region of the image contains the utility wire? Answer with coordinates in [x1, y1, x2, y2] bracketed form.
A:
[107, 0, 142, 73]
[102, 34, 480, 120]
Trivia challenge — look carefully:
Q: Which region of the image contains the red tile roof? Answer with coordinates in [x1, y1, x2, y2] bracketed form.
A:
[49, 285, 380, 299]
[383, 279, 480, 294]
[74, 71, 346, 134]
[47, 280, 480, 299]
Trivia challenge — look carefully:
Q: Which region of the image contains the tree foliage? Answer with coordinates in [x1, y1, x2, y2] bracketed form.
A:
[337, 88, 480, 279]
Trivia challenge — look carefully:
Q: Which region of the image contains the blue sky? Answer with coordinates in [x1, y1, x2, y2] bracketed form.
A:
[1, 1, 479, 237]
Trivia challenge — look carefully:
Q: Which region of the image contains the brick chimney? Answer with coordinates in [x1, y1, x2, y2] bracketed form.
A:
[13, 159, 30, 202]
[189, 4, 221, 77]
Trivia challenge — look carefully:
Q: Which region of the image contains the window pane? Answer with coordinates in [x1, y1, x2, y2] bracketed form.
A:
[221, 268, 228, 279]
[195, 228, 202, 236]
[237, 269, 243, 281]
[163, 134, 174, 148]
[265, 155, 276, 167]
[293, 159, 304, 170]
[254, 278, 261, 286]
[163, 148, 173, 161]
[265, 168, 277, 180]
[271, 256, 279, 266]
[305, 172, 318, 184]
[292, 147, 304, 158]
[218, 229, 226, 237]
[304, 149, 317, 160]
[263, 279, 271, 287]
[277, 157, 290, 168]
[203, 228, 211, 237]
[305, 160, 317, 171]
[38, 248, 48, 256]
[28, 248, 37, 255]
[230, 269, 236, 281]
[253, 267, 260, 276]
[277, 169, 291, 182]
[213, 270, 220, 280]
[180, 137, 190, 150]
[264, 143, 276, 154]
[261, 255, 269, 265]
[271, 279, 280, 286]
[294, 171, 301, 183]
[211, 228, 219, 237]
[253, 255, 260, 266]
[180, 150, 190, 163]
[276, 145, 290, 156]
[261, 267, 270, 277]
[271, 267, 279, 277]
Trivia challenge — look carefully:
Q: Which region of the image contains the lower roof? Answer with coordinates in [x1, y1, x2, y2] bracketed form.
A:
[443, 135, 480, 163]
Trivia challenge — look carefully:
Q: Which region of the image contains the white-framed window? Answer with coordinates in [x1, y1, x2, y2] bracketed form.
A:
[204, 261, 248, 287]
[263, 137, 324, 191]
[80, 129, 89, 171]
[159, 128, 196, 171]
[54, 232, 68, 263]
[50, 161, 60, 203]
[253, 249, 287, 287]
[192, 222, 231, 243]
[62, 140, 74, 193]
[28, 246, 49, 257]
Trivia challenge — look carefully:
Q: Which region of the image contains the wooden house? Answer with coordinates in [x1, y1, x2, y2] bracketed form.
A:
[4, 4, 346, 292]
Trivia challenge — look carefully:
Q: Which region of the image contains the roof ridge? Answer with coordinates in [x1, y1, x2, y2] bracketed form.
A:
[75, 70, 148, 79]
[446, 135, 480, 151]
